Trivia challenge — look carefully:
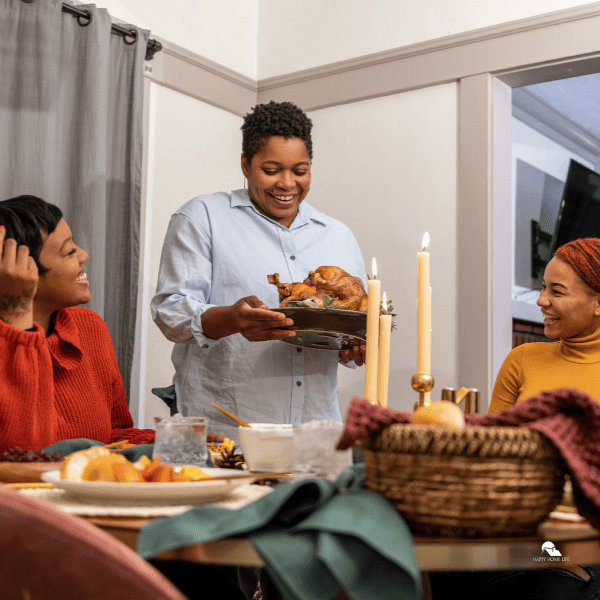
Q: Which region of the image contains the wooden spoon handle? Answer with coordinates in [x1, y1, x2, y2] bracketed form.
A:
[211, 403, 251, 428]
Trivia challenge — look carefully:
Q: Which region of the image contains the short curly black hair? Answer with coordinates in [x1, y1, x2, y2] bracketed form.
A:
[0, 195, 63, 274]
[241, 101, 313, 163]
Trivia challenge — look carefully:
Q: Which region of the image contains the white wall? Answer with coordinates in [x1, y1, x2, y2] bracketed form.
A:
[257, 0, 600, 78]
[93, 1, 600, 80]
[133, 83, 243, 428]
[92, 0, 259, 79]
[309, 84, 458, 414]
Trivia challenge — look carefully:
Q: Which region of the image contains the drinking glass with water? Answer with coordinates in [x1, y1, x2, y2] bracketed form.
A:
[153, 416, 208, 466]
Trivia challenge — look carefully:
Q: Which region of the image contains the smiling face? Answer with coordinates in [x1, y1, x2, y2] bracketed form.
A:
[241, 136, 311, 228]
[536, 257, 600, 339]
[34, 219, 90, 316]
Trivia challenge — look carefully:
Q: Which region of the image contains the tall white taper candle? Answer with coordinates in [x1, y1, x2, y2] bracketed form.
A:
[364, 258, 381, 403]
[377, 292, 392, 407]
[417, 233, 432, 403]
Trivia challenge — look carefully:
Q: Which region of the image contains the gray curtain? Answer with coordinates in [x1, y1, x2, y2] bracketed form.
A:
[0, 0, 148, 402]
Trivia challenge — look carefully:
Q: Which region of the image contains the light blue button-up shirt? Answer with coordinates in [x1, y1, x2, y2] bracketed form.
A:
[151, 190, 367, 440]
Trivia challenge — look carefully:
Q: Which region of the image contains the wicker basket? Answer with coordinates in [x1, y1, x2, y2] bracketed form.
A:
[362, 424, 565, 537]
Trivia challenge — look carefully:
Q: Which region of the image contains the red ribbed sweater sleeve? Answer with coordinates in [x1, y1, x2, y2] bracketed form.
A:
[0, 307, 154, 451]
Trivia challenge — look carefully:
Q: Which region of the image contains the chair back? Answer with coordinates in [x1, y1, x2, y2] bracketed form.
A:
[0, 486, 187, 600]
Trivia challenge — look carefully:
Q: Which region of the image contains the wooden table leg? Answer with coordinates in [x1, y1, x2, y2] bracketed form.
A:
[421, 572, 433, 600]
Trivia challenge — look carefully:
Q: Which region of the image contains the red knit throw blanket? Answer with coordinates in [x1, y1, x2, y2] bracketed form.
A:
[337, 388, 600, 531]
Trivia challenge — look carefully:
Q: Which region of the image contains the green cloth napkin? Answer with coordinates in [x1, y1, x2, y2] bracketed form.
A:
[42, 439, 154, 462]
[151, 385, 177, 415]
[118, 444, 154, 462]
[137, 465, 420, 600]
[42, 438, 105, 456]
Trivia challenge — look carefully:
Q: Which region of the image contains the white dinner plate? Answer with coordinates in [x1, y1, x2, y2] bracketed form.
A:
[41, 468, 251, 505]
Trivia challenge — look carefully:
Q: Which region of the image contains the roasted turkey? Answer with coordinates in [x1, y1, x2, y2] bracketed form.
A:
[310, 266, 349, 280]
[266, 274, 325, 307]
[308, 268, 366, 311]
[267, 266, 367, 311]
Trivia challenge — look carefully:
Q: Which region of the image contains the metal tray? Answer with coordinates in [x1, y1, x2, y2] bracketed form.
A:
[275, 307, 366, 351]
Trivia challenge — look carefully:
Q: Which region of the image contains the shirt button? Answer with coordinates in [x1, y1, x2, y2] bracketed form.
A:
[296, 347, 302, 353]
[296, 381, 302, 387]
[290, 255, 296, 260]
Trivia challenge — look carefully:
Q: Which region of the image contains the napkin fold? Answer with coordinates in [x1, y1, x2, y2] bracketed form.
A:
[137, 465, 420, 600]
[118, 444, 155, 462]
[42, 439, 154, 462]
[42, 438, 105, 455]
[337, 388, 600, 531]
[151, 385, 178, 416]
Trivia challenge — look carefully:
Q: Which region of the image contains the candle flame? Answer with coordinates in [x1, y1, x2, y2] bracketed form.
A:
[382, 291, 387, 308]
[421, 232, 430, 251]
[372, 257, 377, 279]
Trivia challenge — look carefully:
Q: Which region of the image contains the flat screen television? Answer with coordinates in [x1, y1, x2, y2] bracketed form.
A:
[550, 159, 600, 254]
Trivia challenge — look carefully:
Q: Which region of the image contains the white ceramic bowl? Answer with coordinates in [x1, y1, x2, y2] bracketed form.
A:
[238, 423, 293, 473]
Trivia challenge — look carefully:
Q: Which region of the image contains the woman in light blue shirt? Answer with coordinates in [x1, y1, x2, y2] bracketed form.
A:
[151, 101, 367, 439]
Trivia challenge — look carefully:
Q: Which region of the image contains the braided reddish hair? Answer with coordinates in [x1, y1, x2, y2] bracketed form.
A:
[554, 238, 600, 293]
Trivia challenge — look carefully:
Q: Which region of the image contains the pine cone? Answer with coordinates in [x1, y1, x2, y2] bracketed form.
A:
[211, 446, 245, 470]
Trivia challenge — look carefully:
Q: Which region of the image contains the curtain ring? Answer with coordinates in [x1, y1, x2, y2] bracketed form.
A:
[77, 11, 92, 27]
[20, 1, 37, 4]
[123, 30, 137, 45]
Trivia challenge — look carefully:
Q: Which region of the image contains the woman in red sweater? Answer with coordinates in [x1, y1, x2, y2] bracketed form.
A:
[0, 196, 157, 451]
[0, 196, 241, 598]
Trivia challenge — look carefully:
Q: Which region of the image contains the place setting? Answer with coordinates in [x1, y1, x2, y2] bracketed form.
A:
[3, 433, 274, 518]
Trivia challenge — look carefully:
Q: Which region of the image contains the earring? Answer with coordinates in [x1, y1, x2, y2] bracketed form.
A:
[243, 178, 248, 196]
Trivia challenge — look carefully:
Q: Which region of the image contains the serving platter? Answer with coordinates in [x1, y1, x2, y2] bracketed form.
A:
[275, 307, 366, 350]
[41, 467, 251, 505]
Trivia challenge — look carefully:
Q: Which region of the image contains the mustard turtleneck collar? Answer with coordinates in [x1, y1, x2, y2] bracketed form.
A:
[560, 326, 600, 363]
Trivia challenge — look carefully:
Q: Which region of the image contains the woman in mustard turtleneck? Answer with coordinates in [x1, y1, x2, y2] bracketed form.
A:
[489, 237, 600, 414]
[431, 239, 600, 600]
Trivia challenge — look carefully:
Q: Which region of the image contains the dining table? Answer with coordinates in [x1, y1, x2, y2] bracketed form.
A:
[86, 513, 600, 566]
[7, 438, 600, 600]
[83, 512, 600, 600]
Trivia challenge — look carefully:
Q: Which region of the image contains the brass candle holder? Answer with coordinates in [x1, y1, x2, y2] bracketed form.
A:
[464, 389, 480, 414]
[411, 372, 434, 408]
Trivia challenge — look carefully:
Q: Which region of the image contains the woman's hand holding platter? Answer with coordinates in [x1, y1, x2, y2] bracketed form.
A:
[201, 295, 296, 342]
[340, 345, 367, 367]
[0, 226, 38, 330]
[230, 296, 296, 342]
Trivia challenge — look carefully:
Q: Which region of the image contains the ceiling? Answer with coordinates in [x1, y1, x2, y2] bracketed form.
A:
[525, 73, 600, 140]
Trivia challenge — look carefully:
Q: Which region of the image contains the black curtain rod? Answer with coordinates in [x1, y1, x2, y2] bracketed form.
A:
[61, 3, 162, 61]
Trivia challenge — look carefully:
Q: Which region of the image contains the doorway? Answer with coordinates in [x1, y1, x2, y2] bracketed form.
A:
[458, 52, 600, 409]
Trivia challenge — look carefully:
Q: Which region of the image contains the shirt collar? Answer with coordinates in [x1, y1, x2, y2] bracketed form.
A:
[230, 189, 328, 229]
